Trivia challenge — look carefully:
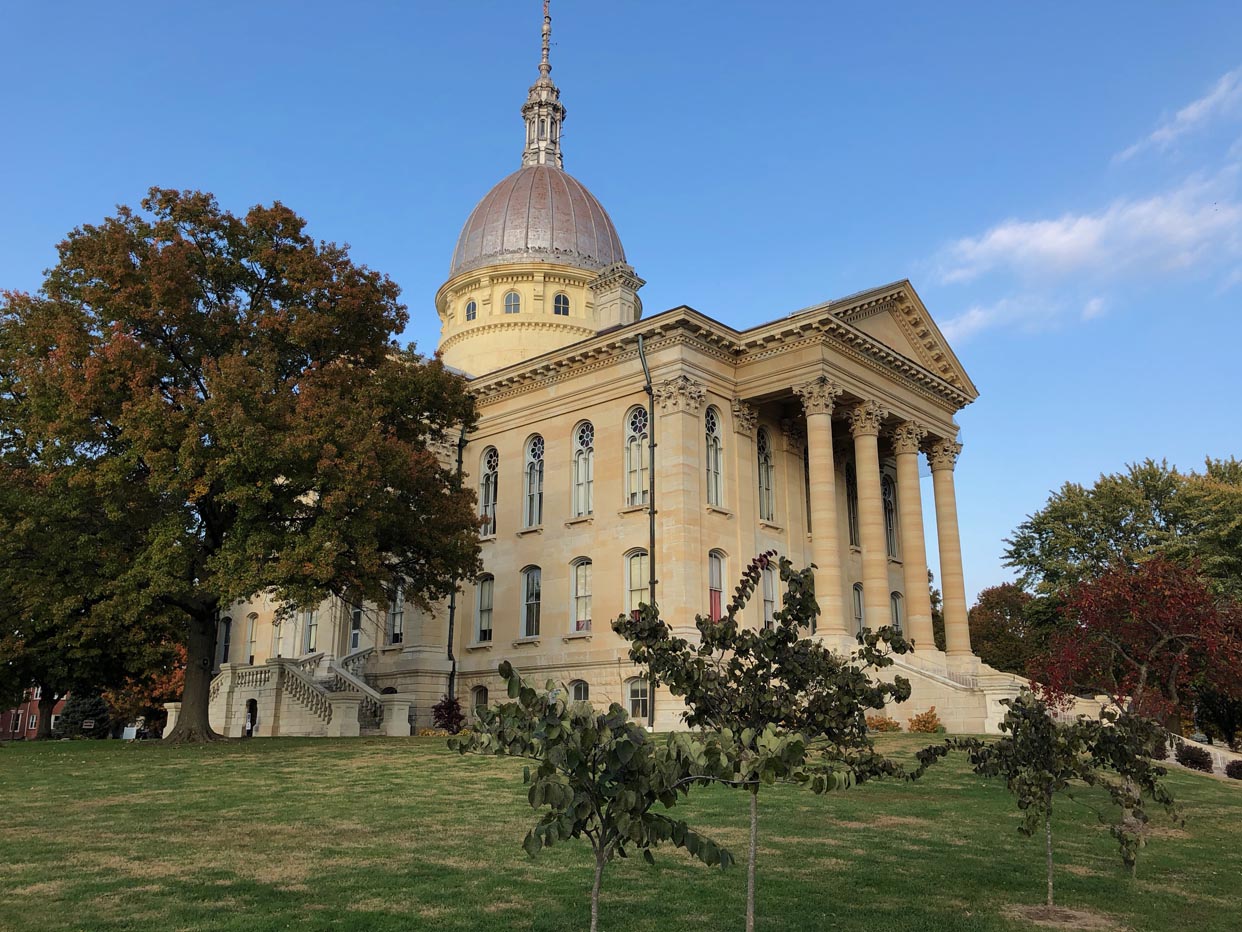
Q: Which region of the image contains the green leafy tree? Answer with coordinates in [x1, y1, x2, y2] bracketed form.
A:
[0, 188, 481, 742]
[614, 553, 945, 932]
[1192, 684, 1242, 749]
[1171, 458, 1242, 598]
[451, 662, 734, 932]
[954, 690, 1176, 902]
[968, 583, 1061, 675]
[51, 693, 111, 739]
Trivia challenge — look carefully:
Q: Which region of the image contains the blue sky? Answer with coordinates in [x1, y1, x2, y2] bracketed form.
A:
[2, 2, 1240, 602]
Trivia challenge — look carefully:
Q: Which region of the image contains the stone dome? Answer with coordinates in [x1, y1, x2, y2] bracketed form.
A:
[449, 164, 626, 278]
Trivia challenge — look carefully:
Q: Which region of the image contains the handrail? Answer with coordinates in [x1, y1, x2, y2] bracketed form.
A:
[340, 647, 375, 676]
[327, 661, 384, 721]
[280, 662, 333, 723]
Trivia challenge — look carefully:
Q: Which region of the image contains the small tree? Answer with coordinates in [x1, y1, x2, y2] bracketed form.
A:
[451, 662, 734, 932]
[52, 693, 111, 739]
[614, 553, 944, 932]
[955, 690, 1176, 908]
[430, 695, 465, 734]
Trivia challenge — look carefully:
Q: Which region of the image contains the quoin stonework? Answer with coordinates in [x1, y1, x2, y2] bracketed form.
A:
[168, 4, 1045, 740]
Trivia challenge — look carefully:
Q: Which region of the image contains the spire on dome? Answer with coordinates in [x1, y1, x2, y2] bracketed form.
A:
[521, 0, 565, 168]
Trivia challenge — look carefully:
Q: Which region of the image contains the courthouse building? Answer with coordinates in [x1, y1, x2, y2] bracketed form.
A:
[174, 7, 1032, 739]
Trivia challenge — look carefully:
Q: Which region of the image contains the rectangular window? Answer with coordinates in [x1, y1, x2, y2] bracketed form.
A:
[304, 610, 318, 653]
[248, 617, 258, 665]
[31, 686, 41, 700]
[477, 577, 494, 642]
[574, 562, 592, 632]
[271, 621, 282, 658]
[387, 583, 405, 646]
[349, 605, 363, 652]
[627, 552, 649, 615]
[12, 712, 22, 733]
[523, 569, 542, 638]
[50, 714, 60, 732]
[27, 715, 36, 732]
[762, 566, 777, 630]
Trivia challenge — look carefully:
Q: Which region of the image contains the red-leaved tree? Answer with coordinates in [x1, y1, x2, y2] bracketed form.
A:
[1031, 557, 1241, 720]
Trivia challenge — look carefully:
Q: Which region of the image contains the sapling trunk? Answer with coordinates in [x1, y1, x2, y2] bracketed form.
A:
[746, 789, 758, 932]
[1045, 809, 1054, 908]
[591, 846, 606, 932]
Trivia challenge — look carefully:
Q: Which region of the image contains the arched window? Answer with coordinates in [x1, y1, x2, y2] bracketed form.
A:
[704, 406, 724, 506]
[465, 300, 477, 322]
[304, 609, 318, 653]
[571, 680, 590, 702]
[625, 406, 650, 506]
[521, 566, 542, 638]
[524, 435, 544, 527]
[573, 422, 594, 516]
[626, 549, 649, 616]
[476, 575, 494, 642]
[553, 293, 570, 316]
[504, 291, 521, 314]
[387, 581, 405, 646]
[845, 463, 860, 548]
[572, 558, 592, 632]
[472, 686, 489, 713]
[479, 447, 498, 536]
[627, 677, 650, 719]
[247, 614, 258, 664]
[890, 592, 904, 632]
[882, 475, 899, 558]
[757, 427, 776, 521]
[852, 583, 865, 633]
[762, 564, 777, 629]
[218, 617, 232, 668]
[708, 550, 725, 622]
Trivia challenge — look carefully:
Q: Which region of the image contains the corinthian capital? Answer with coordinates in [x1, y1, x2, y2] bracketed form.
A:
[891, 420, 928, 455]
[794, 376, 843, 416]
[653, 374, 706, 413]
[846, 401, 887, 438]
[730, 398, 758, 435]
[926, 437, 963, 471]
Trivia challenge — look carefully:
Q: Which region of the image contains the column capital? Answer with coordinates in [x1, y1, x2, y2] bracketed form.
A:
[926, 437, 963, 472]
[891, 420, 929, 455]
[730, 397, 758, 435]
[846, 400, 887, 438]
[794, 376, 843, 416]
[653, 375, 706, 413]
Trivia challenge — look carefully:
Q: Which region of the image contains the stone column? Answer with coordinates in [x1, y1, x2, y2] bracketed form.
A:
[928, 437, 972, 659]
[795, 378, 845, 635]
[730, 398, 760, 625]
[892, 422, 935, 651]
[847, 401, 891, 631]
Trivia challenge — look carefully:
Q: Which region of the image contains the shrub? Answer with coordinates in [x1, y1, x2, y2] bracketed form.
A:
[866, 714, 901, 733]
[1150, 734, 1170, 760]
[431, 695, 465, 734]
[907, 707, 944, 733]
[1174, 743, 1214, 773]
[1224, 759, 1242, 780]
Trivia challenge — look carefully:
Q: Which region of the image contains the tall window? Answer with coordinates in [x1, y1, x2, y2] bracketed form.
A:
[627, 677, 650, 719]
[476, 575, 494, 642]
[387, 582, 405, 646]
[524, 435, 544, 527]
[304, 609, 318, 653]
[625, 406, 650, 506]
[572, 558, 592, 632]
[757, 427, 776, 521]
[271, 619, 282, 658]
[626, 550, 649, 615]
[218, 617, 232, 667]
[349, 604, 363, 652]
[708, 550, 725, 622]
[890, 592, 903, 632]
[571, 680, 590, 702]
[465, 300, 477, 321]
[852, 583, 865, 633]
[472, 686, 489, 712]
[882, 476, 899, 558]
[705, 406, 723, 506]
[762, 564, 777, 629]
[504, 291, 521, 314]
[247, 614, 258, 664]
[521, 566, 542, 637]
[846, 463, 860, 547]
[573, 422, 594, 516]
[480, 447, 498, 536]
[553, 293, 570, 316]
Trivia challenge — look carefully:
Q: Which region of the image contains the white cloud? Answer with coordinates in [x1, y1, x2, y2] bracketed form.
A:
[940, 296, 1057, 343]
[1081, 296, 1107, 320]
[1118, 67, 1242, 161]
[936, 173, 1242, 285]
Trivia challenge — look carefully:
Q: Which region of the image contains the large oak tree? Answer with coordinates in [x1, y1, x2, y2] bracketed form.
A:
[0, 188, 480, 742]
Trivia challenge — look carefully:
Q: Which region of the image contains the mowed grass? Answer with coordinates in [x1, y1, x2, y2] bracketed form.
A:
[0, 734, 1238, 932]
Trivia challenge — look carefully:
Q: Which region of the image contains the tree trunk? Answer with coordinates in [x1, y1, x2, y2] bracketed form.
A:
[1045, 809, 1054, 908]
[163, 611, 220, 743]
[747, 789, 759, 932]
[590, 847, 606, 932]
[35, 687, 56, 740]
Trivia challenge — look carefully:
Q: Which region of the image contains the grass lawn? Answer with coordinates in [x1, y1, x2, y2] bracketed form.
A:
[0, 734, 1238, 932]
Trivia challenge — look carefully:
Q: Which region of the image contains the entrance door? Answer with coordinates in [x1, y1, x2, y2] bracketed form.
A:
[245, 699, 258, 738]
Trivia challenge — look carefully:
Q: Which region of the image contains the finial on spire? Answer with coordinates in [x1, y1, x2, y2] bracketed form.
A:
[521, 0, 566, 168]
